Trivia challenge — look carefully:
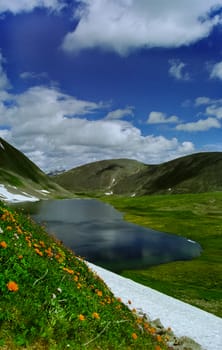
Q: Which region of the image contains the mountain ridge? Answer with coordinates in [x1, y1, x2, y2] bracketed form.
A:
[53, 152, 222, 196]
[1, 136, 222, 197]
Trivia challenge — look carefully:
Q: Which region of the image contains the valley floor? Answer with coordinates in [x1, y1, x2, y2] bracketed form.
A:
[87, 262, 222, 350]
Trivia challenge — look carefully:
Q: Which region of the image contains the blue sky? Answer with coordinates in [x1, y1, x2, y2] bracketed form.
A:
[0, 0, 222, 171]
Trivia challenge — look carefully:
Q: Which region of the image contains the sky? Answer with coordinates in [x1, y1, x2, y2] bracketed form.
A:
[0, 0, 222, 172]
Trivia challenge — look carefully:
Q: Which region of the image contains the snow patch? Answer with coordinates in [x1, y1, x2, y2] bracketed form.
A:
[87, 262, 222, 350]
[188, 239, 196, 244]
[0, 142, 5, 150]
[0, 184, 39, 203]
[105, 191, 113, 195]
[39, 189, 50, 194]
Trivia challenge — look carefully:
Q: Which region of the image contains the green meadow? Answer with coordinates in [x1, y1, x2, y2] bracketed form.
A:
[102, 192, 222, 318]
[0, 201, 169, 350]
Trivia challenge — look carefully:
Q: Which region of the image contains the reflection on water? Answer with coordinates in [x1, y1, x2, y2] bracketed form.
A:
[16, 199, 202, 272]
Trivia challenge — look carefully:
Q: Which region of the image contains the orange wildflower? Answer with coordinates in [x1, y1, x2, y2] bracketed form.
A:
[148, 327, 156, 335]
[92, 312, 100, 319]
[63, 267, 74, 274]
[0, 241, 7, 248]
[156, 335, 163, 342]
[96, 290, 103, 297]
[132, 333, 138, 340]
[78, 314, 85, 321]
[155, 346, 162, 350]
[39, 241, 45, 248]
[6, 226, 12, 231]
[16, 227, 23, 234]
[7, 281, 19, 292]
[35, 248, 43, 256]
[45, 248, 53, 257]
[73, 275, 79, 282]
[34, 243, 40, 248]
[18, 255, 23, 260]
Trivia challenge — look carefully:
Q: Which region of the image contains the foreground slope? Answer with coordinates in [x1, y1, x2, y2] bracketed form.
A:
[0, 138, 68, 200]
[0, 201, 171, 349]
[53, 152, 222, 195]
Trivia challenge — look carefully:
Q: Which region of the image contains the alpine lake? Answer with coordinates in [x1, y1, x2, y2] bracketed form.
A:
[13, 198, 202, 273]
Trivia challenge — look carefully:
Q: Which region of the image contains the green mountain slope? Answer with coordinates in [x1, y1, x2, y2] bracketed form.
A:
[54, 152, 222, 196]
[0, 138, 68, 199]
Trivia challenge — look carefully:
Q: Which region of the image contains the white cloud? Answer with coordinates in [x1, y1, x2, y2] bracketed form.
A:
[0, 53, 11, 90]
[169, 59, 190, 81]
[176, 117, 221, 132]
[0, 0, 65, 14]
[20, 71, 48, 81]
[0, 84, 195, 171]
[206, 105, 222, 119]
[195, 96, 213, 106]
[105, 106, 134, 119]
[62, 0, 222, 55]
[194, 96, 222, 119]
[210, 61, 222, 80]
[147, 111, 179, 124]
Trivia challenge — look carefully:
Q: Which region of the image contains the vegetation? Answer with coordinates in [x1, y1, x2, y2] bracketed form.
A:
[54, 152, 222, 196]
[0, 201, 170, 349]
[0, 138, 70, 199]
[101, 192, 222, 318]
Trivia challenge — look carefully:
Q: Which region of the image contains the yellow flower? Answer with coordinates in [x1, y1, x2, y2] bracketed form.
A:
[7, 281, 19, 292]
[155, 346, 162, 350]
[63, 267, 74, 274]
[92, 312, 100, 319]
[35, 248, 43, 256]
[156, 334, 163, 342]
[78, 314, 85, 321]
[132, 333, 138, 340]
[96, 290, 103, 297]
[0, 241, 7, 248]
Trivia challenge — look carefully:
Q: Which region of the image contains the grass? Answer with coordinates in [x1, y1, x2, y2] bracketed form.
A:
[101, 192, 222, 318]
[0, 201, 170, 350]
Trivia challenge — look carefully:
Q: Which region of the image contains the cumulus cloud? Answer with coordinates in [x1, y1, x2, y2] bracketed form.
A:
[194, 96, 222, 119]
[210, 61, 222, 80]
[0, 52, 11, 90]
[147, 111, 179, 124]
[176, 117, 220, 131]
[168, 59, 190, 81]
[195, 96, 213, 106]
[0, 83, 195, 171]
[105, 106, 134, 120]
[0, 0, 65, 14]
[62, 0, 222, 55]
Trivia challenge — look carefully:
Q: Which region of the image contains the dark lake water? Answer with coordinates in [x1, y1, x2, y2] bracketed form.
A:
[15, 199, 201, 272]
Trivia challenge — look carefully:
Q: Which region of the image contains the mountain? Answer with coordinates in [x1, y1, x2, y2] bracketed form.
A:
[0, 137, 68, 200]
[53, 152, 222, 196]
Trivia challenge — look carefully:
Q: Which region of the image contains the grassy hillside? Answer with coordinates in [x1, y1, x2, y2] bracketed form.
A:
[0, 201, 171, 350]
[53, 158, 146, 194]
[54, 152, 222, 196]
[0, 138, 69, 199]
[102, 192, 222, 318]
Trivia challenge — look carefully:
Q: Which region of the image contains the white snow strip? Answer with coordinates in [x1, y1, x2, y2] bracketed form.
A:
[0, 184, 39, 203]
[87, 262, 222, 350]
[39, 189, 50, 194]
[0, 142, 5, 150]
